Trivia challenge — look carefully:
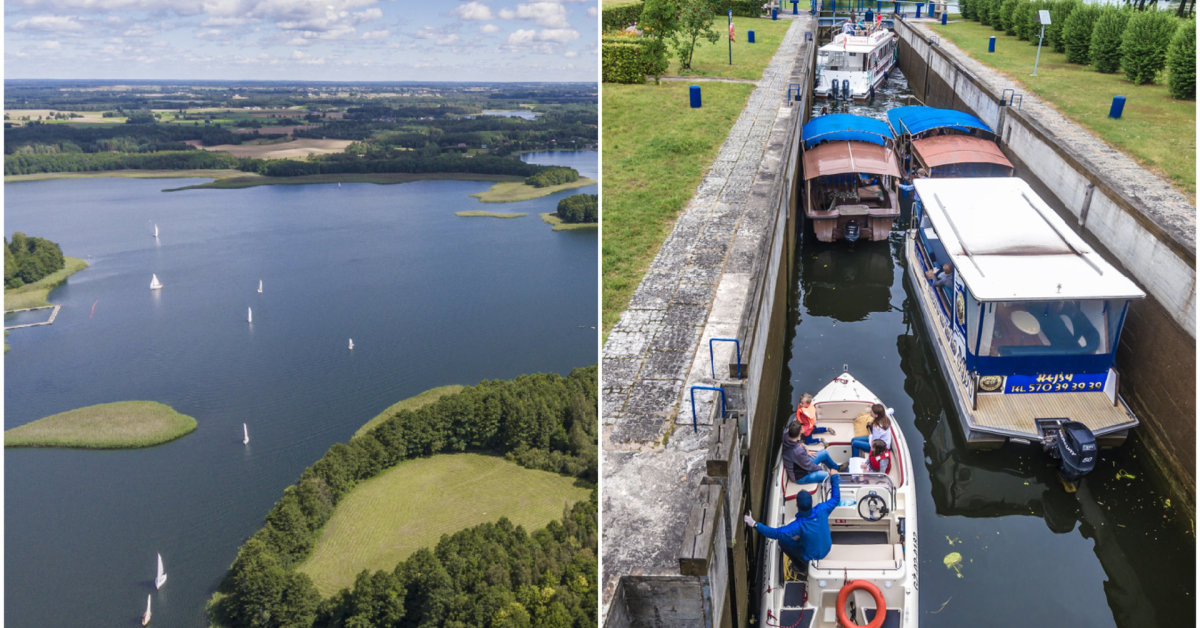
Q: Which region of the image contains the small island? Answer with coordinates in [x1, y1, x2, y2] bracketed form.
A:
[5, 401, 198, 449]
[455, 210, 527, 219]
[541, 192, 598, 231]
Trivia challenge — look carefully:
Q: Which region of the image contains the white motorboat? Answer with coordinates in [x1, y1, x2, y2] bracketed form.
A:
[149, 274, 163, 290]
[814, 23, 897, 100]
[758, 370, 917, 628]
[154, 553, 167, 590]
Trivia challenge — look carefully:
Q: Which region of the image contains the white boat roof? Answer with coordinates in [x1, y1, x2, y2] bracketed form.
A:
[914, 178, 1145, 301]
[819, 29, 892, 54]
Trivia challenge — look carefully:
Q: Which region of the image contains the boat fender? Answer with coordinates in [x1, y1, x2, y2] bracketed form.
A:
[836, 580, 887, 628]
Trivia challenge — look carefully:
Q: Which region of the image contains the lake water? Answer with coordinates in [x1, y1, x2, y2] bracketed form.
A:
[4, 151, 597, 627]
[779, 78, 1194, 626]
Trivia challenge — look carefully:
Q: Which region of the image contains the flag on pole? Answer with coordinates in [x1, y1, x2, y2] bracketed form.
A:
[729, 18, 735, 41]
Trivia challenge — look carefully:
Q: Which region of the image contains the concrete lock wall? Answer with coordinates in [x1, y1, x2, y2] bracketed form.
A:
[895, 20, 1196, 508]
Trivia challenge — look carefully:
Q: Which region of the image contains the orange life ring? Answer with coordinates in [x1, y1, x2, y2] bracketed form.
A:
[835, 580, 887, 628]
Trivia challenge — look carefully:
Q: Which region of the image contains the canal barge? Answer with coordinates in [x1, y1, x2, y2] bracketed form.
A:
[759, 370, 917, 628]
[814, 23, 897, 100]
[905, 177, 1144, 484]
[886, 106, 1013, 178]
[802, 114, 902, 243]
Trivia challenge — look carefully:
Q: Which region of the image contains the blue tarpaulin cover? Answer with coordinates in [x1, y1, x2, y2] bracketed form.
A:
[801, 113, 894, 149]
[886, 106, 994, 137]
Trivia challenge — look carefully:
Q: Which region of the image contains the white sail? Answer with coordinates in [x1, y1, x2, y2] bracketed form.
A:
[149, 274, 162, 290]
[257, 279, 263, 294]
[155, 553, 167, 589]
[153, 224, 159, 239]
[243, 423, 249, 445]
[348, 338, 354, 351]
[248, 307, 253, 323]
[142, 594, 152, 626]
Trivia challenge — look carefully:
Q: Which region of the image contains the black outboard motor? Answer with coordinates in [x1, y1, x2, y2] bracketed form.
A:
[1042, 420, 1097, 492]
[842, 79, 850, 100]
[844, 219, 860, 243]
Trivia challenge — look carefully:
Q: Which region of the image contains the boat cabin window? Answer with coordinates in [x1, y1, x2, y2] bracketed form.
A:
[819, 51, 849, 71]
[916, 213, 950, 271]
[974, 299, 1126, 358]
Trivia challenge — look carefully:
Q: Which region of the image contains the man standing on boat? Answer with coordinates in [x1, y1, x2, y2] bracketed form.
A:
[745, 474, 842, 566]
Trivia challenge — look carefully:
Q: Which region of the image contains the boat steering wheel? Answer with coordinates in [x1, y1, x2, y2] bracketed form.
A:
[857, 492, 889, 521]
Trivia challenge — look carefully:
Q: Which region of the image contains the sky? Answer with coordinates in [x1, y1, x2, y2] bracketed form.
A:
[5, 0, 599, 82]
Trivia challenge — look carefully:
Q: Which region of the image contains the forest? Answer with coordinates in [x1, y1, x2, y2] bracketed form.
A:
[209, 365, 597, 628]
[555, 194, 598, 224]
[5, 233, 65, 289]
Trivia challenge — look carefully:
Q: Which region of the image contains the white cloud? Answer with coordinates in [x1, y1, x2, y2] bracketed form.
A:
[536, 28, 577, 43]
[587, 6, 597, 16]
[452, 1, 493, 20]
[564, 50, 577, 57]
[11, 16, 85, 32]
[41, 40, 63, 49]
[506, 28, 536, 44]
[508, 2, 568, 28]
[480, 23, 500, 33]
[439, 33, 460, 44]
[361, 29, 389, 40]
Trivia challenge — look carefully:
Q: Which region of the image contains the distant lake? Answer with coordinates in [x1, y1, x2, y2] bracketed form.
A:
[3, 151, 596, 627]
[467, 109, 540, 120]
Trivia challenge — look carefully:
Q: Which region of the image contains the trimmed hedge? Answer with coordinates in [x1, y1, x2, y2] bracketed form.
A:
[1048, 0, 1080, 52]
[603, 37, 651, 83]
[716, 0, 766, 17]
[1120, 10, 1180, 84]
[1063, 4, 1101, 64]
[1090, 6, 1131, 73]
[1167, 18, 1196, 99]
[603, 2, 645, 32]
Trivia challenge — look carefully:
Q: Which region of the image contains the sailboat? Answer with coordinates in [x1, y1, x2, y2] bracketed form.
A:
[153, 224, 159, 239]
[243, 423, 249, 445]
[141, 594, 152, 626]
[247, 307, 253, 324]
[257, 279, 263, 294]
[149, 274, 163, 290]
[348, 338, 354, 351]
[154, 553, 167, 589]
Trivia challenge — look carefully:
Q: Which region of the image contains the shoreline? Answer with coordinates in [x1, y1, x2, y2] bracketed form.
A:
[471, 176, 597, 203]
[352, 384, 464, 439]
[539, 212, 597, 231]
[4, 256, 90, 312]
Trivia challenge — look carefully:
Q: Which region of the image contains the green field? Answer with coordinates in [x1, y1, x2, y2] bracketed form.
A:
[540, 212, 598, 231]
[353, 385, 464, 439]
[4, 257, 89, 311]
[931, 18, 1195, 197]
[455, 210, 528, 218]
[602, 82, 755, 332]
[470, 176, 597, 202]
[667, 16, 795, 79]
[296, 453, 592, 596]
[5, 401, 197, 448]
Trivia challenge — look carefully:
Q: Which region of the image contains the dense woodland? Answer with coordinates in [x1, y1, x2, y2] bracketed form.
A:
[4, 81, 597, 179]
[5, 233, 65, 289]
[556, 194, 598, 224]
[210, 366, 597, 628]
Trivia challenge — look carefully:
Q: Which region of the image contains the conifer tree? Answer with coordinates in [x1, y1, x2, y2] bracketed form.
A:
[1063, 4, 1101, 64]
[1090, 6, 1132, 74]
[1167, 18, 1196, 98]
[1120, 10, 1181, 84]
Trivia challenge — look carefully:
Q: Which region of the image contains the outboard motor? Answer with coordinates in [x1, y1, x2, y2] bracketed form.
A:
[1043, 420, 1097, 492]
[844, 219, 860, 243]
[841, 79, 850, 100]
[831, 77, 839, 99]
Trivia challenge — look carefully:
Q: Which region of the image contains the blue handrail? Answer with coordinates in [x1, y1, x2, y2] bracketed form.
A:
[709, 338, 743, 379]
[690, 386, 727, 433]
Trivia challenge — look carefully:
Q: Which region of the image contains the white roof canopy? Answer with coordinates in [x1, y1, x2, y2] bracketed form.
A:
[914, 178, 1145, 301]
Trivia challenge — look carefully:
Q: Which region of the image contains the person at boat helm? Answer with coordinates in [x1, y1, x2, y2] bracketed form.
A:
[782, 420, 840, 483]
[745, 474, 842, 566]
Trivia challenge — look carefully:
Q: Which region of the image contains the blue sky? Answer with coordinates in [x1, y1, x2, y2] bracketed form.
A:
[5, 0, 598, 82]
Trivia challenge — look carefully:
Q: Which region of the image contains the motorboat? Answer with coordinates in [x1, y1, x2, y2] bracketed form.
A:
[904, 177, 1145, 488]
[886, 106, 1013, 179]
[802, 114, 902, 243]
[758, 370, 917, 627]
[814, 22, 897, 100]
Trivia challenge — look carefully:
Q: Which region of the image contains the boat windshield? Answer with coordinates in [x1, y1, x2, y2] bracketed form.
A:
[969, 297, 1127, 358]
[818, 50, 849, 71]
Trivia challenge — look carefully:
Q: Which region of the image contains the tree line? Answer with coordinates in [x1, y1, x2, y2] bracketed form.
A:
[5, 233, 65, 289]
[556, 194, 598, 223]
[209, 365, 597, 627]
[4, 121, 245, 155]
[525, 166, 580, 188]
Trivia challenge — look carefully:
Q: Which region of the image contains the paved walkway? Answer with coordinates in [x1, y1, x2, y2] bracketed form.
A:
[601, 13, 812, 616]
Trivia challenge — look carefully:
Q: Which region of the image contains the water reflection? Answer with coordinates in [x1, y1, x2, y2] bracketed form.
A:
[801, 240, 894, 322]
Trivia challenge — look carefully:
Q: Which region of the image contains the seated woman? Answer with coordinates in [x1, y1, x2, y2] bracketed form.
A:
[851, 404, 893, 458]
[794, 393, 833, 445]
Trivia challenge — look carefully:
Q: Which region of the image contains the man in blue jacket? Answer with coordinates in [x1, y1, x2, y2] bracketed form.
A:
[745, 474, 841, 566]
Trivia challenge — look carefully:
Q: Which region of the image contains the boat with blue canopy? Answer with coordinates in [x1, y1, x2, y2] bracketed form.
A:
[802, 114, 901, 243]
[905, 177, 1144, 489]
[886, 106, 1013, 179]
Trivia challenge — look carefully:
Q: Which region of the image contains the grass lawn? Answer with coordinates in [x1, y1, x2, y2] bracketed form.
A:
[666, 16, 795, 80]
[540, 213, 598, 231]
[456, 210, 527, 218]
[296, 453, 592, 596]
[930, 18, 1195, 198]
[5, 401, 197, 448]
[353, 385, 464, 439]
[470, 176, 597, 202]
[4, 257, 89, 311]
[602, 81, 755, 333]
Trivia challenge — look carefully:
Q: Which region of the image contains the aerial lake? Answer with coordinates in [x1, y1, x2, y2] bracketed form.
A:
[4, 151, 597, 627]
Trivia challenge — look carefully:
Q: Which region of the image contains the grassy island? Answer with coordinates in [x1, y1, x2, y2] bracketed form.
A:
[296, 452, 592, 596]
[5, 401, 197, 448]
[470, 176, 596, 202]
[4, 256, 89, 311]
[540, 212, 598, 231]
[455, 210, 527, 219]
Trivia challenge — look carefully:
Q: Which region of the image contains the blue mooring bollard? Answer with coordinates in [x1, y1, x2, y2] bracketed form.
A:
[690, 85, 702, 108]
[793, 1, 799, 13]
[988, 36, 996, 53]
[748, 30, 756, 43]
[942, 11, 947, 24]
[916, 4, 922, 18]
[772, 7, 778, 19]
[1109, 96, 1126, 119]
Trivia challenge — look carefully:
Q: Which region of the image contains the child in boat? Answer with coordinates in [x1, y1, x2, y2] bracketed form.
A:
[851, 404, 893, 458]
[867, 439, 892, 473]
[794, 393, 834, 444]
